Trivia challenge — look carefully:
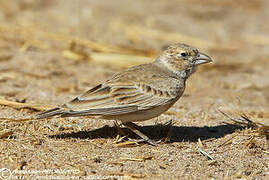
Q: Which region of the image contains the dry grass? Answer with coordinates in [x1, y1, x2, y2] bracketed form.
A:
[220, 110, 269, 138]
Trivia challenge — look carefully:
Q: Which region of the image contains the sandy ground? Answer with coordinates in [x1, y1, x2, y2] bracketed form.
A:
[0, 0, 268, 179]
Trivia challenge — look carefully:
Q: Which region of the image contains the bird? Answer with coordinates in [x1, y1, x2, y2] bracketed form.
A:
[36, 43, 213, 145]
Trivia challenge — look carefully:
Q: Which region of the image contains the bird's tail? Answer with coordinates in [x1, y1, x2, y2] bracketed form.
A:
[35, 107, 66, 119]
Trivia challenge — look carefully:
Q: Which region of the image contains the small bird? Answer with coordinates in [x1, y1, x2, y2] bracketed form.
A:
[36, 43, 213, 145]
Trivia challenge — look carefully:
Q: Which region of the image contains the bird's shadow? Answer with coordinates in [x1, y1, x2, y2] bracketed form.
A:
[50, 122, 244, 143]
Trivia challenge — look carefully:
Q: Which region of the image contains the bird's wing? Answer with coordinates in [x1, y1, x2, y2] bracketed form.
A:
[36, 65, 184, 118]
[60, 79, 182, 117]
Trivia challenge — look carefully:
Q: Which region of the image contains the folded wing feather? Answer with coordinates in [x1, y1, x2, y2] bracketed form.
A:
[36, 81, 179, 119]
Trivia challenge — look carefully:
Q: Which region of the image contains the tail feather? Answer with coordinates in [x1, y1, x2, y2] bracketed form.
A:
[35, 107, 65, 119]
[36, 105, 139, 119]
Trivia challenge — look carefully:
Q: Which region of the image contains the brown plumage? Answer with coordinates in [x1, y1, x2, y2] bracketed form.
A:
[36, 43, 213, 145]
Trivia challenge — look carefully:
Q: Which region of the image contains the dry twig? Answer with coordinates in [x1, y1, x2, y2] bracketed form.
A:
[114, 141, 140, 148]
[121, 156, 153, 162]
[0, 130, 13, 139]
[198, 147, 214, 160]
[0, 98, 52, 111]
[219, 110, 269, 137]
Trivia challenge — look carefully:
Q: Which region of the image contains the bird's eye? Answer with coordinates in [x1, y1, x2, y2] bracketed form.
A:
[180, 52, 187, 57]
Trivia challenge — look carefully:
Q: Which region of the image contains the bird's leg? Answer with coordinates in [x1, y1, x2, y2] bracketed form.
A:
[164, 120, 173, 142]
[113, 120, 127, 142]
[122, 122, 161, 146]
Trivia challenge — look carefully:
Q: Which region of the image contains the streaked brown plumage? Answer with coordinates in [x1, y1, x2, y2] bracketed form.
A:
[36, 43, 213, 145]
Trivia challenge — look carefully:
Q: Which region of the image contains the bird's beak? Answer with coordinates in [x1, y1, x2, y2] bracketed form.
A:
[195, 52, 213, 65]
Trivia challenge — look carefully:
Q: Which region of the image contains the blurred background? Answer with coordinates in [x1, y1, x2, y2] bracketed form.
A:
[0, 0, 268, 113]
[0, 0, 269, 179]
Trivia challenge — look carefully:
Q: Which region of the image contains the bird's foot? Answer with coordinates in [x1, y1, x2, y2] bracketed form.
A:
[123, 122, 161, 146]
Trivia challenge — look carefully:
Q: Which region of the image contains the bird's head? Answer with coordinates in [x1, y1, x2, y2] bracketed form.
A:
[155, 43, 213, 79]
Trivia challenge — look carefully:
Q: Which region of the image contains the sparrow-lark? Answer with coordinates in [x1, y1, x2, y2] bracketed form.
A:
[36, 43, 213, 145]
